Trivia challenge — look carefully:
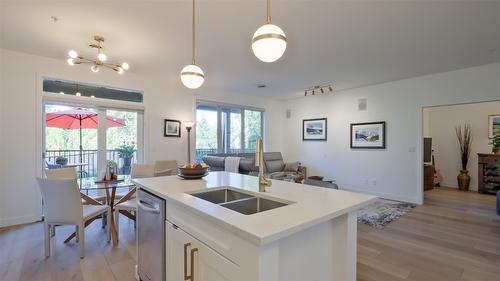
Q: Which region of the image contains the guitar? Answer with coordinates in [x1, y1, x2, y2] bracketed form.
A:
[432, 150, 443, 187]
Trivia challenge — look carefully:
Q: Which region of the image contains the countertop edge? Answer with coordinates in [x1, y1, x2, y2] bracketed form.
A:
[136, 181, 376, 246]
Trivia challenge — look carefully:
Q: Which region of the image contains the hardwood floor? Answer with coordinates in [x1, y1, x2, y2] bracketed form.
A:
[358, 188, 500, 281]
[1, 187, 499, 281]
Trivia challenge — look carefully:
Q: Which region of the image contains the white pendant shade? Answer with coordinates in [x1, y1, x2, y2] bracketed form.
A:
[252, 24, 287, 62]
[181, 64, 205, 89]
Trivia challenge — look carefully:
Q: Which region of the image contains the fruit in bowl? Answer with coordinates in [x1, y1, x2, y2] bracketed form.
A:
[178, 162, 209, 177]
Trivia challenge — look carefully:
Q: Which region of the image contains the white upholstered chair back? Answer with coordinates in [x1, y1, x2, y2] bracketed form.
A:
[154, 160, 178, 176]
[37, 178, 83, 225]
[131, 164, 156, 179]
[45, 167, 78, 179]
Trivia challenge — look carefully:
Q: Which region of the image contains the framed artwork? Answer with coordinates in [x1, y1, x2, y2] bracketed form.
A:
[303, 118, 327, 141]
[350, 121, 386, 149]
[488, 114, 500, 138]
[164, 119, 181, 137]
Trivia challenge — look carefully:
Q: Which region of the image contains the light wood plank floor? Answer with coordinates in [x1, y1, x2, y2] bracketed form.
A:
[1, 188, 499, 281]
[358, 187, 500, 281]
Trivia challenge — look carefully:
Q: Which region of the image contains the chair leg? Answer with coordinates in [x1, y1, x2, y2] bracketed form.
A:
[102, 213, 106, 229]
[78, 222, 85, 259]
[75, 225, 79, 242]
[44, 223, 51, 258]
[107, 211, 112, 242]
[50, 225, 55, 237]
[114, 209, 120, 242]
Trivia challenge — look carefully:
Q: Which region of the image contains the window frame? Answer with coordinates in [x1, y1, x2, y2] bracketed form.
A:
[195, 100, 265, 155]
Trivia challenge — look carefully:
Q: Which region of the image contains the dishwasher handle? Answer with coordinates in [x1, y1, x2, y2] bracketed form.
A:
[138, 200, 161, 214]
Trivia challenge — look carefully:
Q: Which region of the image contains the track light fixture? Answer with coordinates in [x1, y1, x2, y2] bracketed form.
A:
[304, 84, 334, 97]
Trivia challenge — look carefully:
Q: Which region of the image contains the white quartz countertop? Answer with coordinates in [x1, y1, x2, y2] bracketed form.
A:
[133, 172, 376, 245]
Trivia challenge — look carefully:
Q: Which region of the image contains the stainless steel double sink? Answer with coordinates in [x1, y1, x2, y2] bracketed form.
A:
[188, 187, 293, 215]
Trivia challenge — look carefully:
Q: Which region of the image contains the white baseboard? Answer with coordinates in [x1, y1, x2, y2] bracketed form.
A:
[340, 185, 420, 204]
[0, 214, 42, 228]
[441, 180, 478, 191]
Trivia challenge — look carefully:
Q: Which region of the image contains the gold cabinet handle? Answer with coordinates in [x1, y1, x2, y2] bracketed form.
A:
[184, 243, 191, 280]
[190, 248, 199, 281]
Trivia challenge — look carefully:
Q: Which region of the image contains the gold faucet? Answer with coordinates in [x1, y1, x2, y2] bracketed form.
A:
[255, 136, 272, 192]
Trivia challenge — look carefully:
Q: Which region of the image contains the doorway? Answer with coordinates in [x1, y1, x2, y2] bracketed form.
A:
[43, 102, 143, 178]
[422, 100, 500, 196]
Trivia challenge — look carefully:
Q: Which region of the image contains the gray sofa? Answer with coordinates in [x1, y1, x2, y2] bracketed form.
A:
[202, 152, 306, 180]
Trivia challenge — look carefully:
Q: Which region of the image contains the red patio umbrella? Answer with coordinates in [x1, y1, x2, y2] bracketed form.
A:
[46, 108, 126, 163]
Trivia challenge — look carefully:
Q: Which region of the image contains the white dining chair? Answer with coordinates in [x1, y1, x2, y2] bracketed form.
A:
[46, 167, 108, 231]
[154, 160, 177, 176]
[46, 167, 107, 204]
[114, 163, 156, 241]
[37, 178, 111, 258]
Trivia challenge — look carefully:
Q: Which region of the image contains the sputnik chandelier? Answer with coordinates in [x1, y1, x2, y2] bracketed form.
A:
[67, 35, 129, 74]
[304, 84, 334, 97]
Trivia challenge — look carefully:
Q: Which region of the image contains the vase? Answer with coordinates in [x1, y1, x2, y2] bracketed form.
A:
[457, 170, 471, 191]
[121, 156, 133, 175]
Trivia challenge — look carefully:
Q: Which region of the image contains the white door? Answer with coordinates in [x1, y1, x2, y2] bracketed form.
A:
[166, 222, 240, 281]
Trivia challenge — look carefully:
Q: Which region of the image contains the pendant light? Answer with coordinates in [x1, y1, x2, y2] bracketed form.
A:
[252, 0, 287, 62]
[181, 0, 205, 89]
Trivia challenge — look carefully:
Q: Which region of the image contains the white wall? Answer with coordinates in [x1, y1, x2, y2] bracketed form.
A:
[0, 49, 284, 227]
[282, 62, 500, 204]
[424, 101, 500, 190]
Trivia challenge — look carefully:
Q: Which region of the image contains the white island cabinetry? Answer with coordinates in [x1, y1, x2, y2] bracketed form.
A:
[134, 172, 375, 281]
[166, 221, 240, 281]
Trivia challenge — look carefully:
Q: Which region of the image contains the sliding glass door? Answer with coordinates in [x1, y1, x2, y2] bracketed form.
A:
[195, 102, 264, 161]
[43, 102, 143, 178]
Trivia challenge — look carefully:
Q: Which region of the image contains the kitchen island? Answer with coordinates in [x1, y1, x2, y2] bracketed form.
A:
[134, 171, 376, 281]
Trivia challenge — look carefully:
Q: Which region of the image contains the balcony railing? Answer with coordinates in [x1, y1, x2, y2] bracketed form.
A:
[195, 148, 257, 162]
[44, 149, 137, 177]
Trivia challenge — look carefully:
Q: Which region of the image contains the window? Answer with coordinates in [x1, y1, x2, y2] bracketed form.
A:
[43, 77, 143, 103]
[195, 102, 264, 161]
[42, 78, 144, 178]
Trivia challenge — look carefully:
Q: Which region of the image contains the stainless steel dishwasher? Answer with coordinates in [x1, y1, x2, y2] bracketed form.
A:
[137, 188, 166, 281]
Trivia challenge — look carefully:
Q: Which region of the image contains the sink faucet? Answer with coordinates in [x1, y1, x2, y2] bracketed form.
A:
[255, 136, 272, 192]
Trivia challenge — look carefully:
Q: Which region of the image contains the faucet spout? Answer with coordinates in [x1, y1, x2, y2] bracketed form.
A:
[255, 137, 272, 192]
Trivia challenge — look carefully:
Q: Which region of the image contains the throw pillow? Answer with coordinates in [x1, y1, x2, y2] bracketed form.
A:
[284, 162, 300, 173]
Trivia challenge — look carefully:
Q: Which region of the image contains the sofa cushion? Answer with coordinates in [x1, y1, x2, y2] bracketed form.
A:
[203, 156, 225, 168]
[265, 159, 285, 173]
[239, 157, 256, 173]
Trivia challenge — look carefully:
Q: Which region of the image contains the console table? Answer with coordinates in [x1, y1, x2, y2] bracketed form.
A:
[477, 153, 500, 195]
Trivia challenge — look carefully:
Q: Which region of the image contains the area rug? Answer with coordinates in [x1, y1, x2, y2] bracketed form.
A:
[357, 199, 416, 229]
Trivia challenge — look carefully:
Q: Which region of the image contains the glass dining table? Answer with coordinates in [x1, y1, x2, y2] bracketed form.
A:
[63, 175, 137, 245]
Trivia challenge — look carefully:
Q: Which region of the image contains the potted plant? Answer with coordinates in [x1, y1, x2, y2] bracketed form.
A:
[116, 141, 136, 174]
[455, 124, 473, 191]
[490, 134, 500, 155]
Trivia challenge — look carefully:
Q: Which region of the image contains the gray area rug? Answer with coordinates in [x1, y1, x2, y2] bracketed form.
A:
[357, 199, 416, 229]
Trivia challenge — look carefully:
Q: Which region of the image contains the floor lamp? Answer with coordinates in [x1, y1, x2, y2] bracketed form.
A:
[184, 122, 194, 163]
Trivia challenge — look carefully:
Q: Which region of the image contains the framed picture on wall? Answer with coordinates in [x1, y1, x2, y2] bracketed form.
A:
[350, 121, 386, 149]
[164, 119, 181, 137]
[303, 118, 327, 141]
[489, 114, 500, 138]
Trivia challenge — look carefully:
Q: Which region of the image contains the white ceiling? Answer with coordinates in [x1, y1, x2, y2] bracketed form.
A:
[1, 0, 500, 99]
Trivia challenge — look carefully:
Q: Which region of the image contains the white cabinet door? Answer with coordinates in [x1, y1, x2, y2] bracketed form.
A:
[166, 222, 190, 281]
[166, 222, 240, 281]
